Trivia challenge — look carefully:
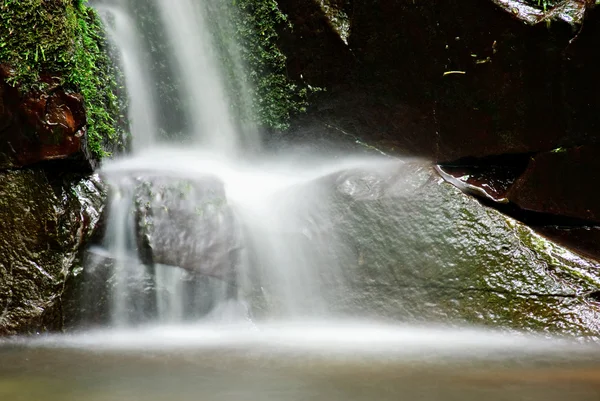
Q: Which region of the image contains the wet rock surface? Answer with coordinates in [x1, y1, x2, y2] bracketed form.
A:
[506, 146, 600, 224]
[436, 155, 531, 203]
[0, 170, 105, 335]
[0, 67, 97, 171]
[436, 146, 600, 262]
[278, 0, 600, 240]
[315, 161, 600, 337]
[267, 133, 600, 337]
[536, 226, 600, 263]
[281, 0, 600, 159]
[135, 176, 240, 282]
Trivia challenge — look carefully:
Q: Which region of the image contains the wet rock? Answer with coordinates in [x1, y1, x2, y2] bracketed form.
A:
[0, 170, 105, 335]
[135, 176, 240, 283]
[0, 68, 96, 171]
[436, 154, 531, 203]
[276, 0, 600, 251]
[536, 226, 600, 263]
[299, 160, 600, 337]
[491, 0, 590, 26]
[506, 146, 600, 224]
[435, 148, 600, 262]
[280, 0, 600, 161]
[275, 0, 355, 87]
[63, 250, 114, 329]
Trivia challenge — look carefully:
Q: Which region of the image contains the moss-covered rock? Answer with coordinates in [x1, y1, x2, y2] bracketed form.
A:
[320, 161, 600, 337]
[208, 0, 315, 131]
[0, 0, 127, 161]
[0, 169, 105, 335]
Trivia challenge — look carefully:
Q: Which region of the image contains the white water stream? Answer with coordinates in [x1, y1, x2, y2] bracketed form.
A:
[93, 0, 389, 325]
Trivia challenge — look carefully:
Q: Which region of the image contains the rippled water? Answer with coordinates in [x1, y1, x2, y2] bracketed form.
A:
[2, 322, 600, 401]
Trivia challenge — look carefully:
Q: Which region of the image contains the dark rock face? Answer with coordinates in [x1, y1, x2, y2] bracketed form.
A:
[281, 0, 599, 160]
[277, 0, 600, 257]
[0, 170, 105, 335]
[0, 67, 96, 171]
[506, 146, 600, 224]
[135, 176, 240, 283]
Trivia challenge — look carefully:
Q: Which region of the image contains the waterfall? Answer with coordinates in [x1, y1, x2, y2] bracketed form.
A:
[87, 0, 386, 327]
[96, 4, 157, 151]
[153, 0, 240, 154]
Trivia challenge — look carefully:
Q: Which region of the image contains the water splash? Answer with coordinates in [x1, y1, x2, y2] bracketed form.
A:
[96, 148, 396, 323]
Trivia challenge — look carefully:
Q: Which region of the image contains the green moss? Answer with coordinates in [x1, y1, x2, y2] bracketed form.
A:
[211, 0, 319, 130]
[0, 0, 126, 158]
[68, 5, 125, 157]
[510, 217, 600, 290]
[527, 0, 560, 11]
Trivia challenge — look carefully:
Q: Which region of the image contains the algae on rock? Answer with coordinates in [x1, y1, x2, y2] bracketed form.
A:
[0, 0, 127, 158]
[206, 0, 318, 131]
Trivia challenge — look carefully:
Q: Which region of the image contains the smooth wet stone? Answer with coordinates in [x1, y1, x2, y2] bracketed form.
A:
[294, 160, 600, 337]
[507, 146, 600, 224]
[535, 226, 600, 263]
[0, 170, 105, 335]
[435, 154, 531, 204]
[135, 176, 241, 282]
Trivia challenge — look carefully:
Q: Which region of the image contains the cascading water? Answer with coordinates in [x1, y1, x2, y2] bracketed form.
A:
[89, 0, 377, 326]
[3, 4, 600, 398]
[96, 3, 157, 150]
[153, 0, 241, 153]
[84, 0, 600, 340]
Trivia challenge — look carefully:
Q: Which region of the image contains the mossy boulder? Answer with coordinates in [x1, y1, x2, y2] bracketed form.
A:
[320, 161, 600, 337]
[0, 0, 127, 163]
[0, 169, 105, 335]
[260, 129, 600, 337]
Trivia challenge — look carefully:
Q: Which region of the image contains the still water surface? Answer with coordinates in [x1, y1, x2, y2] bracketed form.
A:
[1, 322, 600, 401]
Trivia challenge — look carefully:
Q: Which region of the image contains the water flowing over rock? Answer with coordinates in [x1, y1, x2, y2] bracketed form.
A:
[45, 0, 600, 341]
[135, 176, 241, 282]
[0, 170, 105, 335]
[66, 141, 600, 336]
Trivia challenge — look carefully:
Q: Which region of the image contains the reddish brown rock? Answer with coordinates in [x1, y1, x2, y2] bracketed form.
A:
[0, 67, 96, 171]
[506, 145, 600, 224]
